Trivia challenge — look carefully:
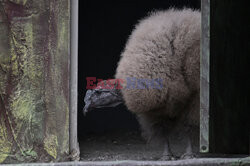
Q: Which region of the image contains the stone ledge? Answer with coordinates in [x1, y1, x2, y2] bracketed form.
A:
[2, 157, 250, 166]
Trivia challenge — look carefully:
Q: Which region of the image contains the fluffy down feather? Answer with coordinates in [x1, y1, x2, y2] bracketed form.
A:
[115, 9, 200, 159]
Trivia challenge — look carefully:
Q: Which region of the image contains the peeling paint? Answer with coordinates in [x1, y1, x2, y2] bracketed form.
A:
[9, 0, 28, 6]
[0, 118, 12, 163]
[44, 134, 58, 159]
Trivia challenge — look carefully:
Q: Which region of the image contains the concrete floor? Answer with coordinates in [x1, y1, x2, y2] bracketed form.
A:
[80, 130, 161, 161]
[79, 130, 200, 161]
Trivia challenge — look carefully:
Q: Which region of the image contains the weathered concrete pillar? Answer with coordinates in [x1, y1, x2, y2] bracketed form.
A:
[0, 0, 70, 163]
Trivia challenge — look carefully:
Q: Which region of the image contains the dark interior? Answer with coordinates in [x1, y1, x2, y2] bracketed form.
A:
[210, 0, 250, 154]
[78, 0, 200, 160]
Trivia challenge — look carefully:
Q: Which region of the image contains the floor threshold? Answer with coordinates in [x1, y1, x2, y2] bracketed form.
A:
[2, 157, 250, 166]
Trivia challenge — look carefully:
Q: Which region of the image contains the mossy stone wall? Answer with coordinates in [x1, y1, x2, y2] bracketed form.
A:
[0, 0, 70, 163]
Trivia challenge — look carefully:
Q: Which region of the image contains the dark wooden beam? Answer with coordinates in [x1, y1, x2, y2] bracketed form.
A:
[209, 0, 250, 154]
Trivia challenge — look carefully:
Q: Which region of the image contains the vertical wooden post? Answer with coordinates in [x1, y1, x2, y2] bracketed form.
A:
[200, 0, 210, 153]
[70, 0, 80, 160]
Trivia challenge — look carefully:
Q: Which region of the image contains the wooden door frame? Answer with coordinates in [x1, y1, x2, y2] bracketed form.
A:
[70, 0, 79, 156]
[69, 0, 211, 157]
[200, 0, 210, 153]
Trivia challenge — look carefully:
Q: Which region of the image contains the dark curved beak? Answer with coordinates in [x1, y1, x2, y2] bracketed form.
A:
[83, 88, 124, 115]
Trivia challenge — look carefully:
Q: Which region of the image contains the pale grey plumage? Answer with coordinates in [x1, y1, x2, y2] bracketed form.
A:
[115, 9, 201, 159]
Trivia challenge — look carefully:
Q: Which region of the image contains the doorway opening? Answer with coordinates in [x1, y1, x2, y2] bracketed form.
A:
[78, 0, 201, 161]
